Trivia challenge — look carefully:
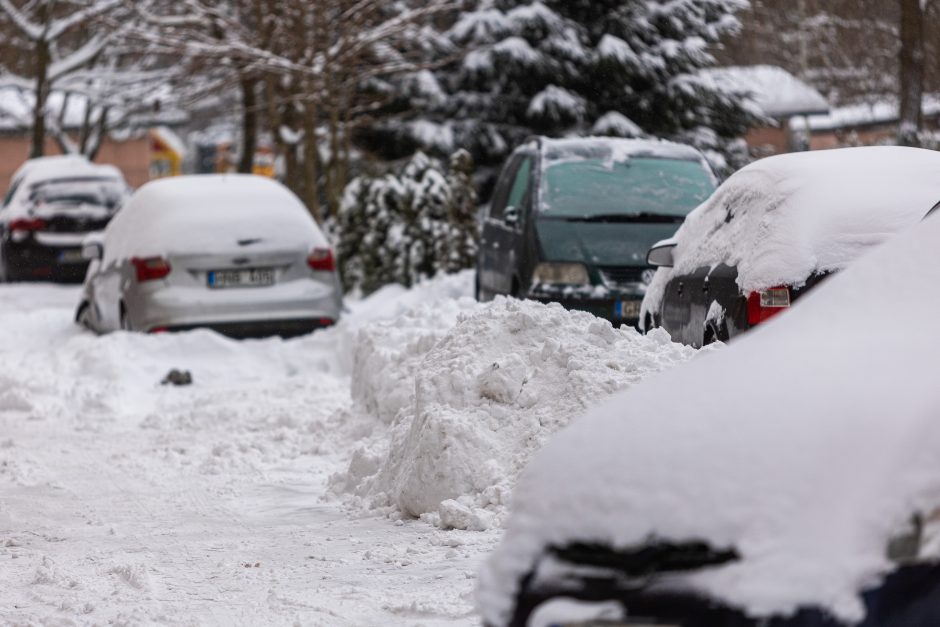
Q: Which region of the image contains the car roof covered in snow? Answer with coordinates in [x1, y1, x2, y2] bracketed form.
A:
[103, 174, 326, 261]
[479, 210, 940, 625]
[11, 155, 124, 188]
[533, 136, 708, 165]
[644, 145, 940, 309]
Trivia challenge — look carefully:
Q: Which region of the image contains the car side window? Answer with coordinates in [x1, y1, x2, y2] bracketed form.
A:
[489, 155, 522, 220]
[2, 178, 22, 208]
[505, 157, 532, 216]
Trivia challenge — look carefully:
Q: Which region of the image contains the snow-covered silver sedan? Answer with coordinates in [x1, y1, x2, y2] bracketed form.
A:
[76, 174, 343, 337]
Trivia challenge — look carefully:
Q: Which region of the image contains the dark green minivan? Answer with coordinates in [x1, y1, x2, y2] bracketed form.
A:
[475, 137, 717, 326]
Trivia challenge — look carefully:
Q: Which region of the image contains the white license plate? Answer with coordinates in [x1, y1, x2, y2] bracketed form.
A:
[57, 249, 85, 263]
[616, 300, 641, 318]
[207, 268, 275, 289]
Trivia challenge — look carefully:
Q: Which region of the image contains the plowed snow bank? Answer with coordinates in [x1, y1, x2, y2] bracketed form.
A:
[336, 298, 704, 529]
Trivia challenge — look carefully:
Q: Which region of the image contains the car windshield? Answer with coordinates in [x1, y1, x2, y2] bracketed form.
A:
[540, 157, 715, 219]
[29, 177, 126, 210]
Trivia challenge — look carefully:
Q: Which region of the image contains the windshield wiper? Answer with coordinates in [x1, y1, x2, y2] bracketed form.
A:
[563, 212, 685, 224]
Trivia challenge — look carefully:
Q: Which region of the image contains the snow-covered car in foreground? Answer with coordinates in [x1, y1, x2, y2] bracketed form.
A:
[479, 212, 940, 626]
[0, 155, 128, 283]
[640, 146, 940, 347]
[76, 174, 342, 337]
[476, 137, 716, 326]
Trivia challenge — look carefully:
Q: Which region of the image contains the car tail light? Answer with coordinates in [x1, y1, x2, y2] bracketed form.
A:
[747, 285, 791, 325]
[307, 248, 336, 272]
[318, 318, 335, 327]
[10, 217, 46, 232]
[131, 256, 172, 282]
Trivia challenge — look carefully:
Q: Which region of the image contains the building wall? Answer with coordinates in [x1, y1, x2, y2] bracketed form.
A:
[0, 135, 151, 193]
[744, 125, 790, 157]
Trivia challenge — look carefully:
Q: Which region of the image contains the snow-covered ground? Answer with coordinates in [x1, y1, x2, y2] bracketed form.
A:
[0, 272, 699, 625]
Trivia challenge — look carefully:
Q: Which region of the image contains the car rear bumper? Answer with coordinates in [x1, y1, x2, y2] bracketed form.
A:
[130, 279, 342, 336]
[2, 239, 88, 283]
[161, 317, 334, 339]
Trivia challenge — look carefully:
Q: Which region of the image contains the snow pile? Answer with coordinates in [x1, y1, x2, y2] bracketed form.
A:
[480, 212, 940, 625]
[643, 146, 940, 319]
[338, 298, 701, 530]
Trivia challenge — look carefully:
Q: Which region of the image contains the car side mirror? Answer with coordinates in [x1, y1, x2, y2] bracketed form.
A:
[647, 242, 675, 268]
[82, 239, 103, 261]
[504, 205, 519, 227]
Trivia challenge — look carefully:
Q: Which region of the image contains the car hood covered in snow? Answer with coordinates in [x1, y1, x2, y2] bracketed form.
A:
[479, 211, 940, 624]
[642, 146, 940, 318]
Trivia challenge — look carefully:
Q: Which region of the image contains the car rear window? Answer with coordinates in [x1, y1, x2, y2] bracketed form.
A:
[540, 157, 715, 219]
[29, 177, 126, 210]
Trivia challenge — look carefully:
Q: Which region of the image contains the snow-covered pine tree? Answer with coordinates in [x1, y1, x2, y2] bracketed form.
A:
[440, 149, 479, 274]
[410, 0, 756, 178]
[337, 151, 479, 295]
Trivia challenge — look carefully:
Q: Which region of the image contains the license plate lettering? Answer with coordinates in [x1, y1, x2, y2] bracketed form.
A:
[57, 249, 85, 263]
[616, 300, 641, 318]
[208, 268, 275, 288]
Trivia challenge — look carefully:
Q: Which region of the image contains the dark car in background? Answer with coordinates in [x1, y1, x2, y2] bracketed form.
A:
[475, 137, 716, 326]
[0, 155, 129, 283]
[641, 146, 940, 347]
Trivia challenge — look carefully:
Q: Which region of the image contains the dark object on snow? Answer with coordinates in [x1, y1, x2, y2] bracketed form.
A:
[161, 369, 192, 386]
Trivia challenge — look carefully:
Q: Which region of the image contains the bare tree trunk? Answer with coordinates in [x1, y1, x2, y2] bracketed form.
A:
[301, 101, 322, 223]
[85, 108, 109, 160]
[238, 77, 258, 174]
[898, 0, 925, 146]
[30, 40, 50, 158]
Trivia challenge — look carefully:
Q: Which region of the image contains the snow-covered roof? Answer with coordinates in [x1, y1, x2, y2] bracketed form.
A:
[701, 65, 829, 119]
[0, 87, 187, 133]
[150, 126, 187, 158]
[479, 210, 940, 625]
[10, 155, 123, 189]
[789, 95, 940, 132]
[642, 146, 940, 312]
[103, 174, 325, 262]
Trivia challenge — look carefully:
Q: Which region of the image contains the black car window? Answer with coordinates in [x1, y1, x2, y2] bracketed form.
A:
[489, 155, 522, 220]
[505, 157, 532, 214]
[2, 178, 22, 208]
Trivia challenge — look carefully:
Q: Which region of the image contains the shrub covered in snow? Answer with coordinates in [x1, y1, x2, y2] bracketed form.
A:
[336, 151, 479, 295]
[335, 297, 703, 530]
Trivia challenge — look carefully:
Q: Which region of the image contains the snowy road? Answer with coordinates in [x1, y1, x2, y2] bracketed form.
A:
[0, 283, 493, 625]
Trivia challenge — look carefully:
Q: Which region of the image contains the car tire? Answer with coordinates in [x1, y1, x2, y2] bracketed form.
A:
[703, 322, 729, 346]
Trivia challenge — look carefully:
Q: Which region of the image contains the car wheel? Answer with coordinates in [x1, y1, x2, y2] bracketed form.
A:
[703, 322, 729, 346]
